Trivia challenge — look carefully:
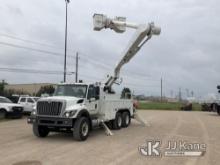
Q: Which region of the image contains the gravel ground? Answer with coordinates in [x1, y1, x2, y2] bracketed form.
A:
[0, 110, 219, 165]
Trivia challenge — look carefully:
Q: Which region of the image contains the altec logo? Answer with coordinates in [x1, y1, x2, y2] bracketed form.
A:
[139, 140, 161, 157]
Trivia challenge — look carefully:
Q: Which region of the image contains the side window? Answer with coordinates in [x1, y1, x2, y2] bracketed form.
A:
[20, 98, 26, 103]
[95, 86, 100, 100]
[87, 85, 100, 100]
[27, 98, 34, 103]
[87, 85, 95, 100]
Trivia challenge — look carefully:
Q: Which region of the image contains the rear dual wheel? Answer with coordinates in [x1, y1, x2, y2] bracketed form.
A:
[122, 111, 131, 128]
[112, 112, 122, 130]
[112, 111, 131, 130]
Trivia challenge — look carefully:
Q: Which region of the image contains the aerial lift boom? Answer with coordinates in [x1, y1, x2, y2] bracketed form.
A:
[93, 14, 161, 92]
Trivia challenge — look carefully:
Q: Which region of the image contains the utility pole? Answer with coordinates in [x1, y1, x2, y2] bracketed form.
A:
[179, 87, 182, 101]
[63, 0, 70, 83]
[161, 77, 162, 102]
[75, 52, 79, 83]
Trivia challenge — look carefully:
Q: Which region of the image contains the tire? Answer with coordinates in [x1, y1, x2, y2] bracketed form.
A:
[73, 117, 90, 141]
[122, 111, 131, 128]
[33, 124, 49, 138]
[0, 109, 6, 119]
[112, 112, 122, 130]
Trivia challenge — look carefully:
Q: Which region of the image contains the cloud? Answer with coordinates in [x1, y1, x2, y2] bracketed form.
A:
[0, 0, 219, 97]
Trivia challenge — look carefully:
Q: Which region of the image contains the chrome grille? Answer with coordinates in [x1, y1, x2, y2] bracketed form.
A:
[37, 101, 63, 116]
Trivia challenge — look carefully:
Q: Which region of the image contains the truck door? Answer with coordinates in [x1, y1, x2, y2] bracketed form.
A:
[86, 85, 100, 115]
[19, 97, 27, 111]
[26, 98, 35, 112]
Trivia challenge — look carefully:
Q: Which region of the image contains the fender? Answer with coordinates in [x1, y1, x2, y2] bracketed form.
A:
[76, 109, 92, 130]
[76, 109, 90, 118]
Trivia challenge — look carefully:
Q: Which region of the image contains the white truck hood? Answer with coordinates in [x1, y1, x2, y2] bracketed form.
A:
[39, 96, 83, 102]
[38, 96, 85, 111]
[0, 103, 23, 107]
[0, 102, 23, 112]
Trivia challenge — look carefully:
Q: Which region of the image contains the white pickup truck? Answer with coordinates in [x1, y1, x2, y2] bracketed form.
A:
[18, 96, 39, 113]
[0, 96, 23, 119]
[28, 14, 160, 141]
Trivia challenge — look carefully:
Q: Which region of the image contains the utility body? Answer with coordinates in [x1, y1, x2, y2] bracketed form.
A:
[28, 14, 161, 141]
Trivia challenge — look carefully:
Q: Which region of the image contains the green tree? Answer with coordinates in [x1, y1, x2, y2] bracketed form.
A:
[121, 87, 131, 99]
[0, 80, 7, 95]
[36, 85, 55, 97]
[0, 83, 4, 95]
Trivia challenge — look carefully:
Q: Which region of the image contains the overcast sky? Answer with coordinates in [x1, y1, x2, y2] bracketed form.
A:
[0, 0, 219, 98]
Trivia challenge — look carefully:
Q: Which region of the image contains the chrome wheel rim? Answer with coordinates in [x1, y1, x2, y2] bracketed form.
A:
[82, 122, 89, 136]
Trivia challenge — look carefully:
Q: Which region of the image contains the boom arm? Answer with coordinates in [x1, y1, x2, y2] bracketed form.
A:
[93, 14, 161, 92]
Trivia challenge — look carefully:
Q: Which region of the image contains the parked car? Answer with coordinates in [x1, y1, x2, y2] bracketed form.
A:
[18, 97, 39, 113]
[0, 96, 24, 119]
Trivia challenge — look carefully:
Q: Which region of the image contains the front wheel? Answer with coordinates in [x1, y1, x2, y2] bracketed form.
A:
[73, 117, 90, 141]
[33, 124, 49, 138]
[0, 110, 6, 119]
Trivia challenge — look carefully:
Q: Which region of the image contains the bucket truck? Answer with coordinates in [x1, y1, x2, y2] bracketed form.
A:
[27, 14, 161, 141]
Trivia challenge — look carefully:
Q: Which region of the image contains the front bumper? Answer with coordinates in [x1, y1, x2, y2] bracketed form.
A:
[27, 116, 73, 127]
[7, 109, 23, 118]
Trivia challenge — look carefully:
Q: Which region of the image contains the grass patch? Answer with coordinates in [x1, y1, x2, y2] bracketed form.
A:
[138, 101, 202, 111]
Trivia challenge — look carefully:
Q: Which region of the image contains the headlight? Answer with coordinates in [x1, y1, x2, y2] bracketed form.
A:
[65, 112, 70, 118]
[31, 110, 37, 116]
[64, 110, 77, 118]
[8, 106, 13, 111]
[33, 105, 37, 110]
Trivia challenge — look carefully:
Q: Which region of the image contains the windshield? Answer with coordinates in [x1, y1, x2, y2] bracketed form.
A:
[0, 97, 12, 103]
[54, 85, 87, 98]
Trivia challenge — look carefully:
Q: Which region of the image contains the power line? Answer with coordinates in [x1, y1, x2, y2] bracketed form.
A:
[0, 35, 161, 81]
[0, 33, 62, 49]
[0, 37, 159, 80]
[0, 41, 79, 59]
[0, 41, 64, 57]
[0, 32, 79, 54]
[0, 67, 74, 75]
